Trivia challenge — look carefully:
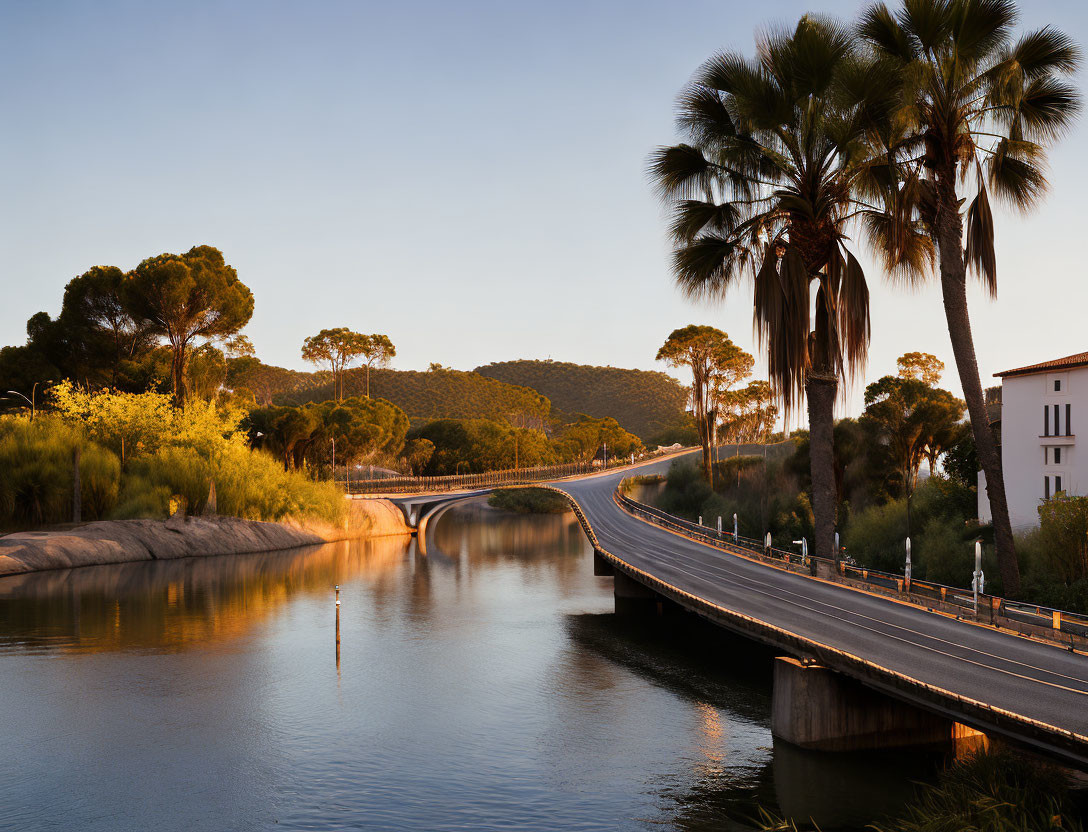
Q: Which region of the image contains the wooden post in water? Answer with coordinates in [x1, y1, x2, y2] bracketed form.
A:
[335, 585, 341, 670]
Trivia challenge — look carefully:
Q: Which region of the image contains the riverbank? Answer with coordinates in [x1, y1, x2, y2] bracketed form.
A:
[0, 497, 412, 577]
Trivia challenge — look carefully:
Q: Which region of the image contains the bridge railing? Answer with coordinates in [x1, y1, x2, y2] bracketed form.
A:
[342, 454, 660, 495]
[615, 481, 1088, 645]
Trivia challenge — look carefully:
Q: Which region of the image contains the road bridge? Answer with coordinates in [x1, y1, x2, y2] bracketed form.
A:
[544, 455, 1088, 768]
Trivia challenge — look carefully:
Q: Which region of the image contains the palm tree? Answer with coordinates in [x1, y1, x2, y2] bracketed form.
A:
[857, 0, 1081, 596]
[649, 16, 876, 561]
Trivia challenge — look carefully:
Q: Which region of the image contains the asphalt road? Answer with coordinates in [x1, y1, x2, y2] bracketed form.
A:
[552, 455, 1088, 759]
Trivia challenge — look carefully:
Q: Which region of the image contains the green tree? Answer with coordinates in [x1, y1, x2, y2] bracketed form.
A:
[412, 419, 555, 474]
[861, 375, 965, 537]
[857, 0, 1081, 594]
[187, 344, 228, 402]
[122, 245, 254, 406]
[360, 334, 395, 398]
[301, 328, 369, 402]
[650, 17, 875, 557]
[656, 325, 752, 486]
[557, 415, 643, 463]
[403, 438, 435, 474]
[56, 265, 156, 388]
[897, 351, 944, 385]
[222, 334, 256, 358]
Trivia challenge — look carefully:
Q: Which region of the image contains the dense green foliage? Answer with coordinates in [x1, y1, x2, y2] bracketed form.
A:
[0, 245, 252, 407]
[278, 366, 551, 428]
[246, 397, 408, 471]
[123, 245, 254, 404]
[410, 419, 556, 474]
[474, 359, 688, 440]
[0, 410, 344, 529]
[410, 413, 643, 475]
[654, 452, 812, 545]
[113, 442, 345, 523]
[845, 477, 990, 588]
[0, 417, 120, 528]
[756, 747, 1083, 831]
[872, 748, 1083, 832]
[487, 488, 571, 515]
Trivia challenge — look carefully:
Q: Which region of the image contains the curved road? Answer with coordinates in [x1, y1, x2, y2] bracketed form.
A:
[550, 455, 1088, 766]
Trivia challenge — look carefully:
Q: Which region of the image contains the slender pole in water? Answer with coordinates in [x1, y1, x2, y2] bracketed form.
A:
[335, 585, 341, 670]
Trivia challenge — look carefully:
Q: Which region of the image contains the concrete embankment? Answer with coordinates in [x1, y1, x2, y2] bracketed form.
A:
[0, 497, 412, 578]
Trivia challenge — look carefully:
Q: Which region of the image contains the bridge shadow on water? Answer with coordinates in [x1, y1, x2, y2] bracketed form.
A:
[565, 608, 948, 831]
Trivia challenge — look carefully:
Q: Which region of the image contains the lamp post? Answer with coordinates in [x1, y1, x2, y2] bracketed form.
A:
[6, 379, 52, 422]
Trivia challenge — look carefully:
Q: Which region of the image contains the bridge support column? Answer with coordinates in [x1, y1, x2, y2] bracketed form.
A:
[613, 569, 664, 616]
[771, 657, 983, 752]
[593, 551, 614, 576]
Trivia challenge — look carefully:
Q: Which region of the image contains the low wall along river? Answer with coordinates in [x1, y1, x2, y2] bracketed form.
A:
[0, 497, 412, 577]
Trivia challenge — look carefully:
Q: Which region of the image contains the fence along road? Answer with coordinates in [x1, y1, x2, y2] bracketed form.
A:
[550, 454, 1088, 768]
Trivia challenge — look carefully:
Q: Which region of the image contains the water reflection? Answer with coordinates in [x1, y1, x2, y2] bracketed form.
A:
[0, 498, 942, 831]
[0, 536, 406, 654]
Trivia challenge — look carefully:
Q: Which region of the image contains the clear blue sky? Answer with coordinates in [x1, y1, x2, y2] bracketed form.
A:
[1, 0, 1086, 422]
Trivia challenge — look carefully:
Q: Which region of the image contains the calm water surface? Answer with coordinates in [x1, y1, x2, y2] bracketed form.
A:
[0, 501, 936, 831]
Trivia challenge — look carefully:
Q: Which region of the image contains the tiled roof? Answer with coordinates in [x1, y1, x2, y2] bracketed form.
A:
[996, 352, 1088, 378]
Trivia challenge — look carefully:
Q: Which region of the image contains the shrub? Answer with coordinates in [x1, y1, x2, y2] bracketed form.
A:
[872, 747, 1083, 832]
[487, 488, 570, 514]
[1035, 496, 1088, 584]
[116, 443, 344, 525]
[843, 476, 989, 588]
[0, 416, 121, 527]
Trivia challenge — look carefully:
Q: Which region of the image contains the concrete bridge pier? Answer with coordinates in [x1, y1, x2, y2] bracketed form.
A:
[612, 569, 669, 616]
[771, 657, 985, 752]
[593, 551, 614, 576]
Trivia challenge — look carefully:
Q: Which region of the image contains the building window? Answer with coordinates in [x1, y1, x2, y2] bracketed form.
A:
[1056, 475, 1063, 495]
[1067, 403, 1072, 436]
[1055, 404, 1061, 436]
[1055, 448, 1062, 465]
[1045, 447, 1049, 465]
[1044, 405, 1050, 436]
[1055, 379, 1062, 392]
[1045, 476, 1051, 500]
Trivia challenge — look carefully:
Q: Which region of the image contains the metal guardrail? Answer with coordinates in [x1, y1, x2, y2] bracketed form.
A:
[343, 458, 639, 495]
[615, 481, 1088, 645]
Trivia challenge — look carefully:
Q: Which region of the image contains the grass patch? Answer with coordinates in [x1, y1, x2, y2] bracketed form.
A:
[750, 746, 1084, 831]
[487, 487, 570, 514]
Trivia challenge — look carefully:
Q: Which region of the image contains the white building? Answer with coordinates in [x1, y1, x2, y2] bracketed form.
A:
[979, 352, 1088, 529]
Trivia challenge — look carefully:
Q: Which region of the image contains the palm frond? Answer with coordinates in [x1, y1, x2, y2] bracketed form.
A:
[672, 235, 749, 300]
[898, 0, 955, 55]
[964, 184, 997, 295]
[648, 144, 716, 199]
[985, 138, 1047, 207]
[1005, 26, 1081, 79]
[676, 86, 738, 145]
[669, 200, 743, 242]
[858, 3, 917, 63]
[754, 246, 811, 410]
[948, 0, 1016, 67]
[838, 250, 871, 375]
[1000, 76, 1082, 142]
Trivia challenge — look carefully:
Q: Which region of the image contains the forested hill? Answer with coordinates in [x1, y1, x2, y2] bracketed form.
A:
[474, 360, 689, 440]
[272, 366, 551, 427]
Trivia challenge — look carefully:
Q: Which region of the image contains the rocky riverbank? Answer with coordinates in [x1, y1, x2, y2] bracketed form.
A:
[0, 497, 412, 577]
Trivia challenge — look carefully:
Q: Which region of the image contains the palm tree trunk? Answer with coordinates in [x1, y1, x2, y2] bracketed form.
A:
[934, 188, 1021, 596]
[806, 374, 837, 560]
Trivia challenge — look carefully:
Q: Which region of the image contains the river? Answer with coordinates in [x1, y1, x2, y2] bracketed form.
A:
[0, 500, 942, 831]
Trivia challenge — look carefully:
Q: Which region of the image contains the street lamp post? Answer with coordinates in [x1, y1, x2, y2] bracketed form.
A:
[6, 380, 52, 422]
